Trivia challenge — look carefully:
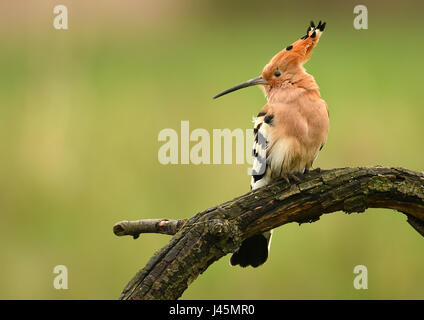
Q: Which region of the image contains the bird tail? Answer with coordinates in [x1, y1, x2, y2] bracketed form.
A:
[230, 231, 272, 268]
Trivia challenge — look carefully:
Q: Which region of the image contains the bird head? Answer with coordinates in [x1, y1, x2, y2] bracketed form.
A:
[213, 21, 326, 99]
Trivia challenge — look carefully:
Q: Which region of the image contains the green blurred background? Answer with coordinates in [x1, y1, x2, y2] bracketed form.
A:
[0, 0, 423, 299]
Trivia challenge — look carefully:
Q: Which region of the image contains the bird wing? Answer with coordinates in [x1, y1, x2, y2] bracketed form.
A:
[250, 109, 285, 190]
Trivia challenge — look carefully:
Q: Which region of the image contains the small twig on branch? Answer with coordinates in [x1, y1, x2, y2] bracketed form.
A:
[113, 219, 186, 239]
[114, 166, 424, 300]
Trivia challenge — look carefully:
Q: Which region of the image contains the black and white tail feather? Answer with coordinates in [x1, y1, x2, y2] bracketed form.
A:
[230, 113, 274, 268]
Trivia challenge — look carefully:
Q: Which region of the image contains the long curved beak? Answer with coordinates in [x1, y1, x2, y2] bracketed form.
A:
[213, 76, 267, 99]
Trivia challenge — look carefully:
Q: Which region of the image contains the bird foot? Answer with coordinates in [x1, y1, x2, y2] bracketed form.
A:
[281, 173, 302, 184]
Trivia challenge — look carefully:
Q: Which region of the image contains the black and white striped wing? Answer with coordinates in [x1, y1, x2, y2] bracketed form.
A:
[250, 115, 271, 190]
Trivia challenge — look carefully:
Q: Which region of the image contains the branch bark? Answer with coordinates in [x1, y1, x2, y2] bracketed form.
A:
[114, 219, 186, 239]
[114, 166, 424, 300]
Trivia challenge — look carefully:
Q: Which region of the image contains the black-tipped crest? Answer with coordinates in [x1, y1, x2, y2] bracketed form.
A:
[302, 20, 326, 40]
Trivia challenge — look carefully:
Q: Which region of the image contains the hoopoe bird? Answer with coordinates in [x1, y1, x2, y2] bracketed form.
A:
[214, 21, 329, 267]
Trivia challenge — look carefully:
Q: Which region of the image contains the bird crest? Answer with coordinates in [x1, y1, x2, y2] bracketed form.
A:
[262, 21, 326, 78]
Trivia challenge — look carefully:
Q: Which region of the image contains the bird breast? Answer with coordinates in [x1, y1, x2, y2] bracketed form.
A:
[266, 88, 329, 174]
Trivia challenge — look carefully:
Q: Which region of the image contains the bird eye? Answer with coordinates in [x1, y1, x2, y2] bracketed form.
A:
[274, 71, 281, 77]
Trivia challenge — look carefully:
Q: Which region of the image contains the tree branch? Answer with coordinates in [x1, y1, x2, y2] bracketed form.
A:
[113, 219, 186, 239]
[114, 166, 424, 300]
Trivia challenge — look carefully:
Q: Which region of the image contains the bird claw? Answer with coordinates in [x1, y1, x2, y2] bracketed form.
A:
[290, 173, 301, 182]
[281, 173, 302, 184]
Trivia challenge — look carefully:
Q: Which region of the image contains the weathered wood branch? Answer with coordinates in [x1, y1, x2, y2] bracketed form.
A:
[114, 219, 186, 239]
[115, 166, 424, 300]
